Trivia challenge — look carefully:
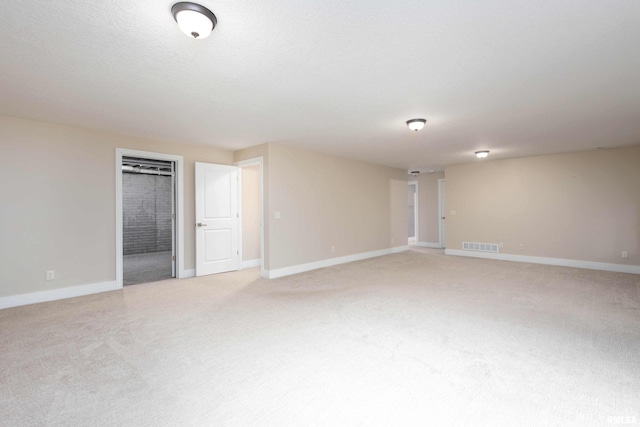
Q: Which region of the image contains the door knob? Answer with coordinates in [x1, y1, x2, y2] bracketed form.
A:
[197, 222, 207, 227]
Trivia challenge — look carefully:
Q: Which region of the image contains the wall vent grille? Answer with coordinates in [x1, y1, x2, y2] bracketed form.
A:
[462, 241, 499, 253]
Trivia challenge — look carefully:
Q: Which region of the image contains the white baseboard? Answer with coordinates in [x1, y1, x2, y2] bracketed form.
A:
[417, 242, 442, 249]
[445, 249, 640, 275]
[181, 269, 195, 278]
[266, 246, 410, 279]
[0, 281, 120, 310]
[242, 259, 261, 269]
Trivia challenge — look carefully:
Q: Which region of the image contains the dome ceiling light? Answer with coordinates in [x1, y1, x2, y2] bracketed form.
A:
[172, 2, 217, 39]
[406, 118, 427, 132]
[475, 150, 490, 159]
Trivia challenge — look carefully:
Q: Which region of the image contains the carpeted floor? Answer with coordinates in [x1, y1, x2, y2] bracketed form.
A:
[1, 248, 639, 426]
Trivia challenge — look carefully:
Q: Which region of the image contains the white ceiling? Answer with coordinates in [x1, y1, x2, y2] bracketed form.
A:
[1, 0, 639, 172]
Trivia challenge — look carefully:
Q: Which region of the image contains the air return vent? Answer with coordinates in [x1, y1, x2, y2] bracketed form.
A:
[462, 241, 499, 253]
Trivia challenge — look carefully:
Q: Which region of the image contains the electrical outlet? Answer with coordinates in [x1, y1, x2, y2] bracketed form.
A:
[499, 242, 504, 248]
[622, 251, 628, 259]
[519, 243, 524, 250]
[46, 270, 55, 281]
[331, 246, 335, 252]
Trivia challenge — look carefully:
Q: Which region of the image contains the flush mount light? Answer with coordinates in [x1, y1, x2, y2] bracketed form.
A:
[172, 2, 217, 39]
[406, 118, 427, 132]
[475, 150, 490, 159]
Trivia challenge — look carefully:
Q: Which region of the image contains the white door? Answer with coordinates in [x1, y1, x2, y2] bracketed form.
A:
[195, 163, 240, 276]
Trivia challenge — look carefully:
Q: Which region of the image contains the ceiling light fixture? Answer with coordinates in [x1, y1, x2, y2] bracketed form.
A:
[406, 118, 427, 132]
[172, 2, 217, 39]
[475, 150, 490, 159]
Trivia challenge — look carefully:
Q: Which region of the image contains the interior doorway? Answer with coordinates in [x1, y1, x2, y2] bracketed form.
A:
[235, 157, 265, 276]
[239, 163, 261, 268]
[438, 178, 446, 248]
[115, 148, 185, 288]
[408, 181, 418, 245]
[122, 156, 175, 285]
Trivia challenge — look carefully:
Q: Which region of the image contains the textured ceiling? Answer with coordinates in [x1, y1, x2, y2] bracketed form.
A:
[1, 0, 639, 171]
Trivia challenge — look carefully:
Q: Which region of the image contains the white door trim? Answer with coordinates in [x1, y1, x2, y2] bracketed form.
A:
[234, 157, 265, 278]
[115, 148, 185, 288]
[408, 180, 418, 243]
[438, 178, 445, 249]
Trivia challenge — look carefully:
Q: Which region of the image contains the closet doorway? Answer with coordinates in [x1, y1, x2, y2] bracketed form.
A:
[116, 149, 184, 288]
[408, 181, 418, 245]
[120, 155, 176, 286]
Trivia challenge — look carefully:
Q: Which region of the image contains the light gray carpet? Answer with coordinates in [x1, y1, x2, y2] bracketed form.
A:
[1, 248, 639, 426]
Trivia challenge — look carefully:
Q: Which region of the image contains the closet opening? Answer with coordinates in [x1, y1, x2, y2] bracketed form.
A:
[121, 156, 176, 286]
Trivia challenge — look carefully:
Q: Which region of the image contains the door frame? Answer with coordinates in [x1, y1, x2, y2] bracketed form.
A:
[438, 178, 445, 248]
[115, 148, 185, 288]
[234, 157, 265, 278]
[408, 180, 418, 244]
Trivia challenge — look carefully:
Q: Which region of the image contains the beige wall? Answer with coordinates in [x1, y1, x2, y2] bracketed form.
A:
[1, 120, 408, 300]
[0, 116, 232, 298]
[417, 172, 444, 245]
[241, 164, 261, 262]
[9, 113, 634, 299]
[445, 146, 640, 266]
[266, 144, 407, 271]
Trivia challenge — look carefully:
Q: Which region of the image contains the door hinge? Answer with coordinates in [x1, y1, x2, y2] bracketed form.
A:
[237, 213, 239, 218]
[172, 255, 176, 261]
[172, 213, 176, 220]
[237, 250, 239, 255]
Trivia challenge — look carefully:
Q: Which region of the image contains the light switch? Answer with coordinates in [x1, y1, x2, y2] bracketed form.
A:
[274, 211, 281, 219]
[450, 210, 456, 216]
